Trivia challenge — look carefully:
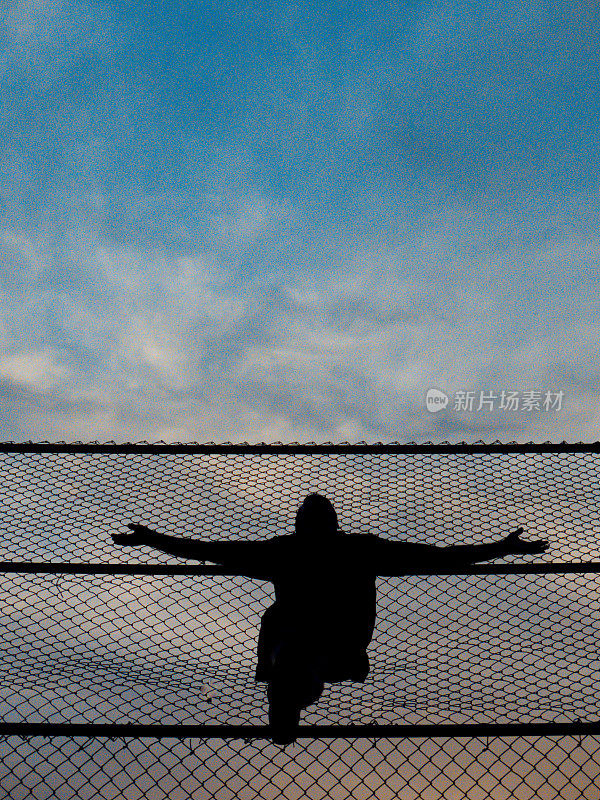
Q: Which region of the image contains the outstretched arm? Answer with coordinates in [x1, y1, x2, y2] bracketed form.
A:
[112, 524, 274, 571]
[441, 527, 549, 564]
[367, 527, 548, 571]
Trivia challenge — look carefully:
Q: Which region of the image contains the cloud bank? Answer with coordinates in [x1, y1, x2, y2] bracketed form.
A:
[1, 0, 599, 443]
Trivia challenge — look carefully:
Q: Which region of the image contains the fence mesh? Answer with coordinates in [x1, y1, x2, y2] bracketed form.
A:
[1, 442, 599, 798]
[3, 734, 600, 800]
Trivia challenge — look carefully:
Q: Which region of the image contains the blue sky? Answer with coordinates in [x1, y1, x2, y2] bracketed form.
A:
[1, 0, 599, 442]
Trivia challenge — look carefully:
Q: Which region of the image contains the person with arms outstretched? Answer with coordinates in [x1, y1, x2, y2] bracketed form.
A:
[112, 493, 549, 745]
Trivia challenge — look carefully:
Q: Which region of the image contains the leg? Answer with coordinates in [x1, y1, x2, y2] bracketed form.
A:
[323, 648, 370, 683]
[268, 677, 301, 745]
[255, 603, 281, 682]
[267, 639, 325, 745]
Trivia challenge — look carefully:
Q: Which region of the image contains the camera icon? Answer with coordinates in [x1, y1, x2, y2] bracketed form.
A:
[426, 389, 449, 413]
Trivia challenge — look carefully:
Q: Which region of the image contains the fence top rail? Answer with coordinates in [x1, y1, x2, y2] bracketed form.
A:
[0, 441, 600, 454]
[1, 562, 599, 577]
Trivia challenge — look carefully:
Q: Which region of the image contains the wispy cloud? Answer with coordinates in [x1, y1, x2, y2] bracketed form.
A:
[1, 0, 599, 443]
[1, 182, 599, 442]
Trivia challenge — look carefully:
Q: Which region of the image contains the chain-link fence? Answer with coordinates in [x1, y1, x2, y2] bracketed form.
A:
[1, 441, 600, 798]
[3, 734, 600, 799]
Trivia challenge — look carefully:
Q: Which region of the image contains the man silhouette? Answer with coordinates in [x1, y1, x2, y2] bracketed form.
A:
[112, 492, 549, 744]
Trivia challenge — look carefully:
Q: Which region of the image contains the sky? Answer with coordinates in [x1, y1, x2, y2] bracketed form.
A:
[1, 0, 600, 443]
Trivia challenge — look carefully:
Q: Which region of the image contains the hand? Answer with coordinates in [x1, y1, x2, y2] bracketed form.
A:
[505, 526, 549, 555]
[111, 523, 158, 547]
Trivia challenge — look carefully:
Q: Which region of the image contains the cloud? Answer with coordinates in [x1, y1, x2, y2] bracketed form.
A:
[99, 190, 295, 256]
[318, 0, 600, 201]
[3, 0, 84, 46]
[0, 0, 116, 87]
[0, 349, 73, 391]
[224, 242, 600, 441]
[1, 184, 600, 444]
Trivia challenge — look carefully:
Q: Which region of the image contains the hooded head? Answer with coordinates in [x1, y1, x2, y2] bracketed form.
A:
[294, 493, 340, 539]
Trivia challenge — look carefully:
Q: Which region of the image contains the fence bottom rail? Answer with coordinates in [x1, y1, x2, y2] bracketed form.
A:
[1, 721, 599, 739]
